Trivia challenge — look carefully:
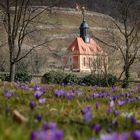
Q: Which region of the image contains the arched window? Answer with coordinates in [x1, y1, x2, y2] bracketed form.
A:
[83, 57, 86, 66]
[89, 57, 90, 67]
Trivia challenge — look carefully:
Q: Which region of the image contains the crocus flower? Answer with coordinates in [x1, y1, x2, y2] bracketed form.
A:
[117, 100, 125, 106]
[81, 106, 92, 123]
[4, 90, 13, 99]
[36, 113, 42, 122]
[92, 124, 102, 134]
[131, 117, 137, 124]
[114, 110, 119, 117]
[30, 129, 63, 140]
[65, 92, 75, 100]
[34, 91, 43, 99]
[30, 122, 63, 140]
[29, 101, 36, 110]
[33, 85, 41, 91]
[130, 89, 135, 94]
[54, 90, 66, 97]
[107, 107, 113, 113]
[100, 133, 117, 140]
[111, 86, 116, 92]
[110, 100, 115, 108]
[39, 98, 46, 104]
[131, 130, 140, 140]
[110, 96, 117, 101]
[76, 90, 82, 96]
[137, 86, 140, 93]
[43, 122, 57, 130]
[100, 132, 129, 140]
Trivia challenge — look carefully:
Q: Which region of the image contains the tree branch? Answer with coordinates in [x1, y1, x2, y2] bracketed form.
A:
[15, 39, 52, 63]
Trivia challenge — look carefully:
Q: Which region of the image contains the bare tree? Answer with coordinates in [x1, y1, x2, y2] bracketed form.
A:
[92, 0, 140, 88]
[110, 0, 140, 88]
[0, 0, 61, 82]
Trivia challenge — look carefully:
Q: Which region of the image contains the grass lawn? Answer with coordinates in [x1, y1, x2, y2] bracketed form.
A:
[0, 82, 140, 140]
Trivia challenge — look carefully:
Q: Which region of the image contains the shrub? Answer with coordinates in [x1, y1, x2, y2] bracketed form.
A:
[79, 74, 97, 86]
[63, 73, 79, 85]
[79, 74, 117, 87]
[42, 71, 117, 87]
[42, 71, 66, 84]
[1, 71, 32, 83]
[15, 71, 32, 83]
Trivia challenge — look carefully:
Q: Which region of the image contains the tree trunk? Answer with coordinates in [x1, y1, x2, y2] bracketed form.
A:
[9, 62, 16, 82]
[122, 66, 130, 88]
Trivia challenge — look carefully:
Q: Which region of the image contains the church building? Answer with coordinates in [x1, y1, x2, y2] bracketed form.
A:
[63, 11, 108, 74]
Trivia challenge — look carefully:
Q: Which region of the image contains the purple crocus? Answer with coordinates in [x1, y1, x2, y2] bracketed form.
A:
[81, 106, 92, 123]
[137, 86, 140, 93]
[4, 90, 13, 99]
[33, 85, 41, 91]
[111, 86, 116, 92]
[36, 113, 42, 122]
[30, 122, 64, 140]
[29, 101, 36, 110]
[65, 92, 75, 100]
[39, 98, 46, 104]
[131, 117, 137, 125]
[54, 90, 66, 97]
[76, 90, 82, 96]
[131, 130, 140, 140]
[110, 96, 118, 101]
[43, 122, 57, 130]
[114, 110, 119, 117]
[92, 124, 102, 134]
[117, 100, 125, 106]
[30, 129, 63, 140]
[100, 132, 129, 140]
[107, 107, 113, 113]
[34, 91, 43, 99]
[100, 133, 117, 140]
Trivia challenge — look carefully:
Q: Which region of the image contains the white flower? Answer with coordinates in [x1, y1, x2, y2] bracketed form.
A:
[121, 112, 133, 118]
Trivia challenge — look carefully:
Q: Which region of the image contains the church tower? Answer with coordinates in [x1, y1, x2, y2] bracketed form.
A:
[79, 7, 90, 43]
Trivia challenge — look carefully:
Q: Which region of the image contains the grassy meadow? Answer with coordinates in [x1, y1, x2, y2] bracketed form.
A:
[0, 82, 140, 140]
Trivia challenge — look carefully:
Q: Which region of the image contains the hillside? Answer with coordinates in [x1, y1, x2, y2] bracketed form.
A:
[0, 7, 139, 78]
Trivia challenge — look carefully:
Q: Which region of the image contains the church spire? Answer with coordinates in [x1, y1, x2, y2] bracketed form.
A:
[79, 7, 90, 43]
[81, 6, 86, 21]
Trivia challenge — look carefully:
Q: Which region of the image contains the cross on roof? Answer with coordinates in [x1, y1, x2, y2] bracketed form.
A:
[81, 6, 86, 21]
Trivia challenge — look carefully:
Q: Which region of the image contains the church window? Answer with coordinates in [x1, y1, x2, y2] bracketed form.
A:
[89, 57, 90, 67]
[83, 57, 86, 66]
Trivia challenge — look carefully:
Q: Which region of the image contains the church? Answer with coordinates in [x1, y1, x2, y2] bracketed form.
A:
[63, 11, 108, 74]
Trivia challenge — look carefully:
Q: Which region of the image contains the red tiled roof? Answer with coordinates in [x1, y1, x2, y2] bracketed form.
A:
[67, 37, 104, 55]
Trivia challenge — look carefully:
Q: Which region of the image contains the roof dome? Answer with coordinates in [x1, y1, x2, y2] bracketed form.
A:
[80, 20, 89, 29]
